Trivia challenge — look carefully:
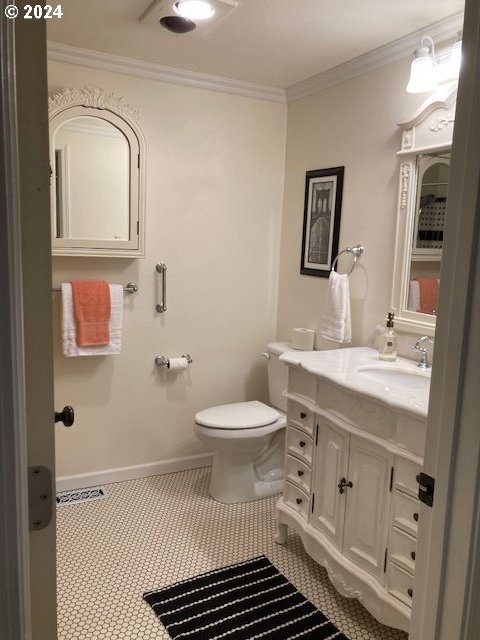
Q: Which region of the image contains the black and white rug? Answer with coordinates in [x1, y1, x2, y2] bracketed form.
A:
[144, 555, 350, 640]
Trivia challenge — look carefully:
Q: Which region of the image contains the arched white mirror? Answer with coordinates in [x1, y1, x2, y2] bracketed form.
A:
[391, 86, 456, 334]
[49, 87, 146, 257]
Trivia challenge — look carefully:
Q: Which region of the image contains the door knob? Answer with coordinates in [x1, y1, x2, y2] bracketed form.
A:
[55, 406, 75, 427]
[337, 477, 353, 494]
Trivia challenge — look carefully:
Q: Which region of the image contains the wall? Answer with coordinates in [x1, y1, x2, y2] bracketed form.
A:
[276, 58, 426, 349]
[49, 61, 287, 483]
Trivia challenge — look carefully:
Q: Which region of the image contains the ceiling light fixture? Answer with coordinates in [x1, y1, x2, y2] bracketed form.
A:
[406, 36, 438, 94]
[175, 1, 215, 21]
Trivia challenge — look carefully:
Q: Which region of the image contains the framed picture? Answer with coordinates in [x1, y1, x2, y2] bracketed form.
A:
[300, 166, 344, 277]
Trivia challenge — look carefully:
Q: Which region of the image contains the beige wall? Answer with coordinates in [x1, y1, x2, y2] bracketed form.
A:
[276, 58, 426, 348]
[49, 61, 287, 479]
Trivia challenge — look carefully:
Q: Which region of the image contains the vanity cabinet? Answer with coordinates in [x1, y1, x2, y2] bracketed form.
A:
[276, 361, 425, 633]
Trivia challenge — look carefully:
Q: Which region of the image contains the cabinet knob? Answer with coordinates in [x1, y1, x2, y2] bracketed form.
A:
[411, 551, 416, 561]
[299, 441, 306, 448]
[296, 498, 303, 505]
[337, 477, 353, 494]
[300, 412, 307, 419]
[408, 588, 413, 598]
[297, 470, 304, 477]
[413, 512, 419, 522]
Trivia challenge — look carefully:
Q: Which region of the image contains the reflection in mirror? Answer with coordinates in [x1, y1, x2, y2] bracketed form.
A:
[406, 151, 450, 316]
[54, 116, 130, 241]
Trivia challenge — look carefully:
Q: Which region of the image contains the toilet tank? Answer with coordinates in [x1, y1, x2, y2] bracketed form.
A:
[265, 342, 290, 412]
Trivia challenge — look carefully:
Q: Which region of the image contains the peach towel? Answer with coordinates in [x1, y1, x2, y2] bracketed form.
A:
[416, 278, 439, 315]
[71, 280, 111, 346]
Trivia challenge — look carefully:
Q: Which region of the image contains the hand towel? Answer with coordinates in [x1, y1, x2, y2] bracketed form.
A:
[61, 283, 123, 356]
[320, 270, 352, 343]
[416, 278, 440, 315]
[408, 280, 421, 312]
[71, 280, 111, 346]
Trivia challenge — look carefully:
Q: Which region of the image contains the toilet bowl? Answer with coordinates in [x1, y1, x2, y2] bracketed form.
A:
[194, 400, 287, 504]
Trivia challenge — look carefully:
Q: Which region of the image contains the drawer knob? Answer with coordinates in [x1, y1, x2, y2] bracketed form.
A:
[413, 512, 419, 522]
[299, 441, 306, 448]
[296, 498, 303, 505]
[297, 470, 304, 477]
[411, 551, 416, 561]
[408, 588, 413, 598]
[300, 412, 307, 419]
[337, 477, 353, 494]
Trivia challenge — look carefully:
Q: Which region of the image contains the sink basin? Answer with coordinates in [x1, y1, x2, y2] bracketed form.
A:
[357, 365, 431, 393]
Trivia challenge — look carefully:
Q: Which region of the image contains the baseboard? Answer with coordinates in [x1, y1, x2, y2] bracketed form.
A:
[56, 452, 213, 492]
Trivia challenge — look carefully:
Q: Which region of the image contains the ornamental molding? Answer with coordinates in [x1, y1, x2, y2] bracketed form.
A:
[400, 163, 411, 209]
[402, 128, 414, 150]
[324, 561, 365, 602]
[429, 112, 455, 132]
[48, 85, 140, 123]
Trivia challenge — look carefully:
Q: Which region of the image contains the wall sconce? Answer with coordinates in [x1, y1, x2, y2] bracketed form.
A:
[406, 33, 462, 94]
[406, 36, 438, 94]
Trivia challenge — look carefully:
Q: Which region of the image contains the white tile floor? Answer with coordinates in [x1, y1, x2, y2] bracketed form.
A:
[56, 467, 408, 640]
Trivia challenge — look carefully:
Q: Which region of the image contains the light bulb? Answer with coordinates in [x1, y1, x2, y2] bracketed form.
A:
[175, 1, 215, 21]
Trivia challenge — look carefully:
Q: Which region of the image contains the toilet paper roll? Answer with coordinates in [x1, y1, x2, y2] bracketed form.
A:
[291, 328, 315, 350]
[168, 357, 189, 370]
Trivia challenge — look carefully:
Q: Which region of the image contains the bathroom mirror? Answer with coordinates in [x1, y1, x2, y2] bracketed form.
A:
[49, 87, 146, 257]
[391, 85, 456, 334]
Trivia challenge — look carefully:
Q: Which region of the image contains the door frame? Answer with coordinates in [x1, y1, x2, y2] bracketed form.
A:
[0, 10, 32, 640]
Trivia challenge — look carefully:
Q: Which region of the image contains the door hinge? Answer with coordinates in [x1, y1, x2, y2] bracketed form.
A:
[417, 472, 435, 507]
[315, 424, 319, 446]
[137, 220, 140, 235]
[311, 493, 315, 513]
[389, 466, 394, 492]
[384, 547, 388, 572]
[28, 466, 53, 531]
[137, 154, 140, 169]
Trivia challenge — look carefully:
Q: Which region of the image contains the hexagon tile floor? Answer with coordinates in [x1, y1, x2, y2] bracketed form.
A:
[56, 467, 408, 640]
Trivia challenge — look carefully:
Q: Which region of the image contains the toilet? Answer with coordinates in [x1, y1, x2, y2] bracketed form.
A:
[194, 342, 289, 503]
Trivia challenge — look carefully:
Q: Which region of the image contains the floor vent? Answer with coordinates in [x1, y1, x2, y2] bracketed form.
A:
[56, 486, 108, 506]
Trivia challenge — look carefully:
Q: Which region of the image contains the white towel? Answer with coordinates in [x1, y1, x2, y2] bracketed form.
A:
[408, 280, 421, 312]
[320, 271, 352, 343]
[61, 283, 123, 356]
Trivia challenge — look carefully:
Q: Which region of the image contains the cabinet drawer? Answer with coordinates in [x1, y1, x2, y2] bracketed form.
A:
[287, 400, 315, 437]
[285, 454, 311, 495]
[392, 491, 419, 538]
[284, 482, 310, 520]
[286, 427, 313, 466]
[388, 562, 414, 608]
[394, 457, 422, 499]
[389, 526, 417, 574]
[289, 367, 316, 403]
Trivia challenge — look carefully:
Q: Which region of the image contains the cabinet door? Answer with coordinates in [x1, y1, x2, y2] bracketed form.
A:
[311, 419, 349, 549]
[343, 436, 393, 582]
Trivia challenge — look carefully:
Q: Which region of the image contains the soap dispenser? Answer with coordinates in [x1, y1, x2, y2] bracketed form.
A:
[378, 312, 398, 361]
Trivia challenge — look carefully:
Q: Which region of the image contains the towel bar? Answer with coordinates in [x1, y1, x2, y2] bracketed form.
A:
[52, 282, 138, 294]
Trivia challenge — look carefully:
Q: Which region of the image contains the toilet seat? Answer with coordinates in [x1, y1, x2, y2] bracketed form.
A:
[195, 400, 279, 430]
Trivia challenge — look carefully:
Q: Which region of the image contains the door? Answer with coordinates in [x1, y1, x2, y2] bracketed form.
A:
[1, 16, 57, 640]
[343, 436, 392, 582]
[311, 418, 349, 548]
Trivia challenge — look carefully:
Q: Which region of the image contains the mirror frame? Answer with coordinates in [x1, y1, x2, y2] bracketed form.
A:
[391, 85, 457, 335]
[48, 86, 146, 257]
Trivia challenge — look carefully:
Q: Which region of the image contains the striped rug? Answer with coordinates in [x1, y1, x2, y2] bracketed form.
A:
[143, 555, 349, 640]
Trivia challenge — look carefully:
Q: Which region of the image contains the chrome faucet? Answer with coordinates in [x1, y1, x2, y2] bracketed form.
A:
[413, 336, 434, 369]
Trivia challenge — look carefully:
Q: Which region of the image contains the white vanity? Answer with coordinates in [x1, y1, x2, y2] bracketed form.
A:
[276, 347, 430, 632]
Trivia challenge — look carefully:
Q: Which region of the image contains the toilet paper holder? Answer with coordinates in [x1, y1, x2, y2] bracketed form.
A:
[155, 353, 193, 368]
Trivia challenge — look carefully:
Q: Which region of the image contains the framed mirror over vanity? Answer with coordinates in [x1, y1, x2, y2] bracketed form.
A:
[391, 86, 456, 334]
[48, 86, 146, 257]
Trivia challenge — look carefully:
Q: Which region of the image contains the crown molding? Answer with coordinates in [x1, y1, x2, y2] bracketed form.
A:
[286, 12, 464, 103]
[47, 41, 287, 104]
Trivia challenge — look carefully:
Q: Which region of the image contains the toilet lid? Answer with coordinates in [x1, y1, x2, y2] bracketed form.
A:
[195, 401, 280, 430]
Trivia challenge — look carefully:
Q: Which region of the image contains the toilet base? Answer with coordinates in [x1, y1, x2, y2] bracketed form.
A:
[207, 428, 285, 504]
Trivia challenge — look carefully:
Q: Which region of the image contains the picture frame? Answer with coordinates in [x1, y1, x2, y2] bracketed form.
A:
[300, 166, 345, 277]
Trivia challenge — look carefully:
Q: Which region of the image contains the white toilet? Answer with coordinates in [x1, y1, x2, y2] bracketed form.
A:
[194, 342, 289, 503]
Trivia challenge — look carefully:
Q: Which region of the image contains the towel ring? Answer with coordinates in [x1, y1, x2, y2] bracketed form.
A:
[332, 244, 365, 276]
